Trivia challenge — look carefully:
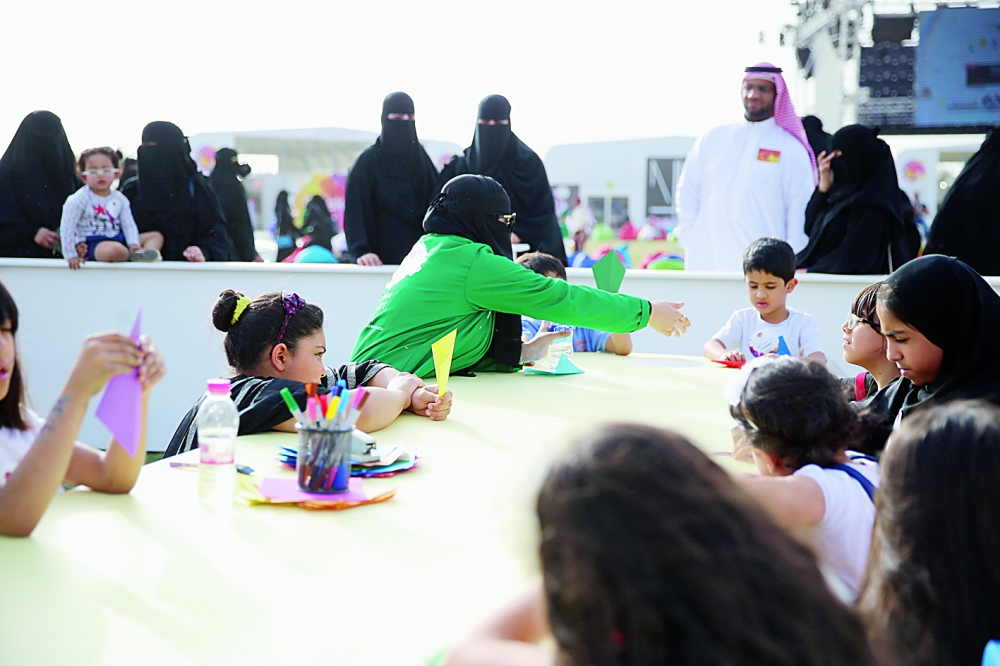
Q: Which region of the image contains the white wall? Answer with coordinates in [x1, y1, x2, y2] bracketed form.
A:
[6, 259, 986, 452]
[544, 137, 696, 220]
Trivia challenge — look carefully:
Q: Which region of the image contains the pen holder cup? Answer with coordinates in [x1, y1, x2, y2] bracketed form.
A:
[295, 426, 353, 494]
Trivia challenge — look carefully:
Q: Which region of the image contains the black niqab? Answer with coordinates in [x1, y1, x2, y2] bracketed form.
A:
[801, 115, 832, 161]
[342, 92, 439, 264]
[0, 111, 81, 258]
[136, 121, 198, 214]
[304, 195, 335, 251]
[210, 147, 258, 261]
[870, 255, 1000, 428]
[436, 95, 566, 263]
[925, 128, 1000, 275]
[796, 124, 917, 274]
[424, 174, 521, 367]
[121, 121, 229, 261]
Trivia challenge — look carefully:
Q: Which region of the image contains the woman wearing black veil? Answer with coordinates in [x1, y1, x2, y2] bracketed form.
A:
[120, 121, 229, 262]
[303, 195, 335, 252]
[924, 128, 1000, 276]
[436, 95, 566, 264]
[344, 92, 438, 266]
[274, 190, 300, 262]
[210, 148, 261, 262]
[796, 124, 918, 274]
[0, 111, 81, 258]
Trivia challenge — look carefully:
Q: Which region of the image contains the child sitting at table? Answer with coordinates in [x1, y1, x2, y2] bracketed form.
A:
[165, 289, 453, 457]
[515, 252, 632, 355]
[731, 357, 878, 600]
[0, 279, 165, 536]
[840, 281, 899, 402]
[704, 238, 826, 365]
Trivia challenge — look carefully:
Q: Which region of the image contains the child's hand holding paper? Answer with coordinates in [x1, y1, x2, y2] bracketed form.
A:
[410, 386, 453, 420]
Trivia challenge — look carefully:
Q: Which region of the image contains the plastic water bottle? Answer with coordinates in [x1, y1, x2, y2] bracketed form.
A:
[196, 378, 239, 506]
[545, 324, 574, 371]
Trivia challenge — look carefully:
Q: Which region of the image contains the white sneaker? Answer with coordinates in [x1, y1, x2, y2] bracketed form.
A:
[129, 248, 162, 262]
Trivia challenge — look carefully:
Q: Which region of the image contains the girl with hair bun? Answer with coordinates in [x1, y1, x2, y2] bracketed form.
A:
[731, 356, 879, 600]
[166, 289, 452, 457]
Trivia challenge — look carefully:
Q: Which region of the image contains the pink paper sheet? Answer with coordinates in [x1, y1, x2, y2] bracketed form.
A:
[95, 310, 143, 457]
[257, 476, 368, 502]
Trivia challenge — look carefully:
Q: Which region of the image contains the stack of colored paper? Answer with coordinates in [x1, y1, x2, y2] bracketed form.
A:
[277, 446, 420, 478]
[236, 475, 395, 510]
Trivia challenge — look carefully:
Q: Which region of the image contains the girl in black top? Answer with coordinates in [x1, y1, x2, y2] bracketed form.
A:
[166, 289, 452, 457]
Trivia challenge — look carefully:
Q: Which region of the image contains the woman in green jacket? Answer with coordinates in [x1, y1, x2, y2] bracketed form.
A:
[351, 175, 690, 377]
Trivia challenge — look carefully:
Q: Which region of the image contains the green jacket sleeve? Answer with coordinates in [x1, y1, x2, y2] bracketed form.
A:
[465, 249, 650, 334]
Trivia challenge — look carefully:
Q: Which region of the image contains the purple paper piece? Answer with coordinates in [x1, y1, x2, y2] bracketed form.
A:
[257, 476, 368, 503]
[95, 310, 143, 457]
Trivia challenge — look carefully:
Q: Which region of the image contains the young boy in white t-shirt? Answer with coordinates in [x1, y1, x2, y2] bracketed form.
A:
[704, 237, 826, 365]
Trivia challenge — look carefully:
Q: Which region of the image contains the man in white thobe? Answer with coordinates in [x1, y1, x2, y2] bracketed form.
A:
[676, 63, 817, 272]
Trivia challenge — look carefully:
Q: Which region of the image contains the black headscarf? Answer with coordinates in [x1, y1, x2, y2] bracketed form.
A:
[925, 128, 1000, 276]
[119, 157, 138, 187]
[274, 190, 298, 262]
[210, 147, 257, 261]
[343, 92, 438, 264]
[0, 111, 80, 258]
[424, 174, 521, 367]
[436, 95, 566, 263]
[120, 121, 229, 261]
[876, 255, 1000, 420]
[801, 115, 832, 161]
[796, 124, 917, 274]
[304, 195, 335, 251]
[135, 121, 198, 214]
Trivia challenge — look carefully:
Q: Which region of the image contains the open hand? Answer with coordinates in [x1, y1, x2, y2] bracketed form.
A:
[649, 301, 690, 338]
[409, 386, 453, 420]
[816, 150, 841, 193]
[34, 227, 60, 249]
[67, 257, 85, 270]
[520, 322, 571, 365]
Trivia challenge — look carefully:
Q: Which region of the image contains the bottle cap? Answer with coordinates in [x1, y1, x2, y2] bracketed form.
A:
[206, 378, 231, 395]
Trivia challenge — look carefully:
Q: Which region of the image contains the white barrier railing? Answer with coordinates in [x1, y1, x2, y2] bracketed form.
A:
[4, 258, 970, 451]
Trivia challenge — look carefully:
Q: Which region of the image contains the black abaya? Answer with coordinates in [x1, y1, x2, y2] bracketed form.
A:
[436, 95, 566, 264]
[796, 124, 918, 274]
[0, 111, 81, 258]
[343, 92, 439, 264]
[210, 147, 259, 261]
[120, 121, 229, 262]
[924, 128, 1000, 275]
[275, 190, 299, 262]
[303, 196, 335, 252]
